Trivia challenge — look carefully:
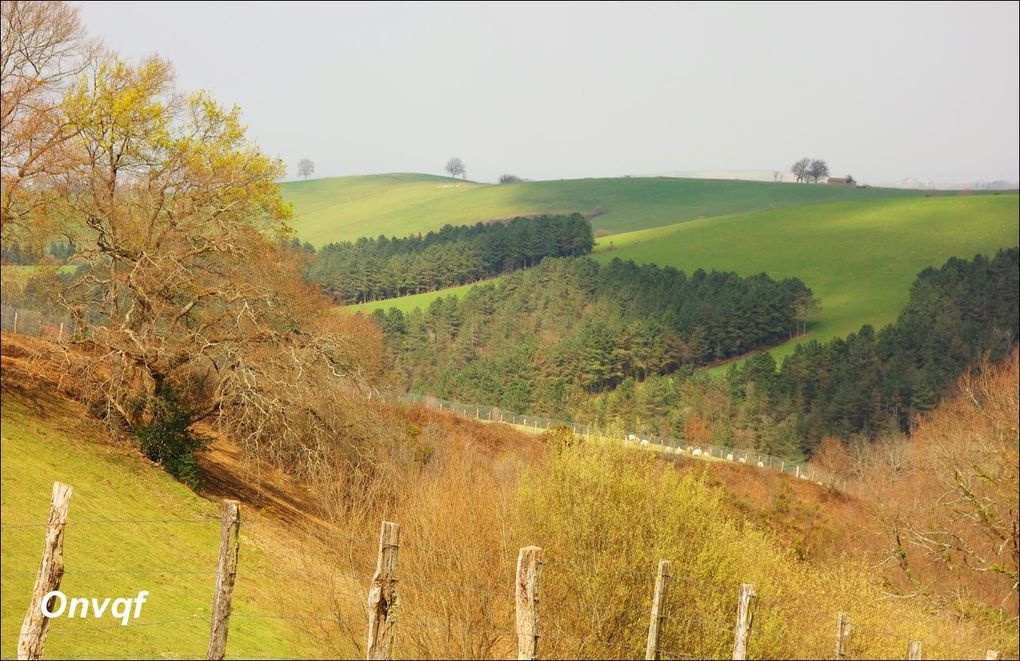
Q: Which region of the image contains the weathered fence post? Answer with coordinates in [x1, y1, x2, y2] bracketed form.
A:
[907, 640, 922, 660]
[645, 560, 671, 660]
[17, 481, 73, 661]
[367, 521, 400, 660]
[732, 583, 756, 660]
[206, 500, 240, 661]
[834, 612, 851, 659]
[13, 311, 19, 334]
[515, 546, 542, 660]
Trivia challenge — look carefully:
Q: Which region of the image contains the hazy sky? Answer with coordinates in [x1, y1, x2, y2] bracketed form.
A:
[75, 1, 1019, 185]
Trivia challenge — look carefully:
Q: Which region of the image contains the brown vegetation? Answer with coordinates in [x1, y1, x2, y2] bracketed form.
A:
[3, 335, 1014, 658]
[1, 0, 96, 233]
[866, 350, 1019, 620]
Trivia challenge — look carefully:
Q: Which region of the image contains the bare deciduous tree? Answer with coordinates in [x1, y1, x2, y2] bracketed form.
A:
[298, 158, 315, 179]
[866, 351, 1019, 612]
[790, 157, 810, 183]
[49, 54, 384, 477]
[808, 159, 830, 183]
[0, 0, 97, 232]
[445, 157, 465, 179]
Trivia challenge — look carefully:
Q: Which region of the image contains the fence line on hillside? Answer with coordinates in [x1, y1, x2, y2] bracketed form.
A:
[404, 392, 845, 491]
[4, 482, 988, 660]
[0, 305, 837, 489]
[0, 305, 71, 342]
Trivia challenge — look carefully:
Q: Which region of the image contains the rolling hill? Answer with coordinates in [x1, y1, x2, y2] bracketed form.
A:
[0, 372, 308, 658]
[282, 173, 926, 246]
[351, 194, 1020, 362]
[596, 194, 1019, 358]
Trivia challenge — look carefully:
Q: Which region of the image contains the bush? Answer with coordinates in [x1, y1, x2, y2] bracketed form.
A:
[136, 386, 209, 488]
[512, 442, 996, 658]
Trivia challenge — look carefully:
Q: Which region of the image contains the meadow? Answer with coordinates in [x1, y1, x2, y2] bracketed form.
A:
[0, 394, 302, 659]
[349, 193, 1019, 363]
[349, 277, 500, 313]
[595, 194, 1019, 359]
[282, 173, 925, 246]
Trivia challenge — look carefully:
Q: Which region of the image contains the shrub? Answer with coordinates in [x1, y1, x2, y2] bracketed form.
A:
[136, 386, 209, 488]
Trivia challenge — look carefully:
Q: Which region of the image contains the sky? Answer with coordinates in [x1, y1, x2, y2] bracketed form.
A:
[74, 1, 1019, 185]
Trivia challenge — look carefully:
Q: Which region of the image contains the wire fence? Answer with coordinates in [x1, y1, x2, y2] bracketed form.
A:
[404, 392, 845, 491]
[0, 303, 840, 490]
[2, 493, 967, 661]
[0, 304, 71, 341]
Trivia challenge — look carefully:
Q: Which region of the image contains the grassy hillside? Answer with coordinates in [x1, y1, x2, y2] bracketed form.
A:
[0, 391, 302, 659]
[283, 173, 925, 246]
[597, 194, 1019, 360]
[349, 194, 1019, 364]
[349, 277, 500, 314]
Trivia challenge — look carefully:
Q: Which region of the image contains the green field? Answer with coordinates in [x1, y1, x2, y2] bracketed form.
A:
[349, 277, 501, 314]
[0, 396, 300, 659]
[346, 194, 1019, 363]
[283, 173, 927, 246]
[597, 194, 1019, 360]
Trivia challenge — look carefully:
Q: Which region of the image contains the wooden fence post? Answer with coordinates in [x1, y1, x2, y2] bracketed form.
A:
[515, 546, 542, 660]
[367, 521, 400, 660]
[13, 311, 19, 334]
[732, 583, 756, 660]
[645, 560, 671, 660]
[17, 481, 73, 661]
[907, 640, 922, 660]
[834, 612, 851, 659]
[206, 500, 240, 661]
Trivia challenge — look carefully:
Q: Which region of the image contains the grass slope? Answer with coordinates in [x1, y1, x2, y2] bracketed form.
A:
[348, 195, 1019, 366]
[596, 194, 1019, 361]
[283, 173, 925, 246]
[349, 277, 501, 314]
[0, 394, 300, 659]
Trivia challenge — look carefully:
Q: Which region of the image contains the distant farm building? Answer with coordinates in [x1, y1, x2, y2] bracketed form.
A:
[827, 175, 857, 186]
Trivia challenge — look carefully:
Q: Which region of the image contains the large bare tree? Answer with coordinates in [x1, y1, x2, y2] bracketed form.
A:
[297, 158, 315, 179]
[808, 159, 829, 183]
[51, 54, 384, 477]
[790, 157, 810, 183]
[445, 157, 465, 179]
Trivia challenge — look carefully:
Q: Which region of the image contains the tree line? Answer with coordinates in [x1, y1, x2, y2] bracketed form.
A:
[790, 157, 829, 183]
[306, 214, 595, 303]
[728, 247, 1019, 451]
[574, 249, 1019, 459]
[371, 257, 815, 416]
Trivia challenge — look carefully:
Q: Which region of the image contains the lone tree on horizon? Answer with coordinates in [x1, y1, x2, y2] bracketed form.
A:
[297, 158, 315, 179]
[445, 157, 466, 179]
[808, 159, 829, 183]
[790, 158, 811, 183]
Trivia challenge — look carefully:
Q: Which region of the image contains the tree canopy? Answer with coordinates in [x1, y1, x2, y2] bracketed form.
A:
[373, 257, 814, 417]
[307, 213, 595, 303]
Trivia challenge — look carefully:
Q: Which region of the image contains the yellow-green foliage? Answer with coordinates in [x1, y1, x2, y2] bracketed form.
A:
[515, 442, 999, 659]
